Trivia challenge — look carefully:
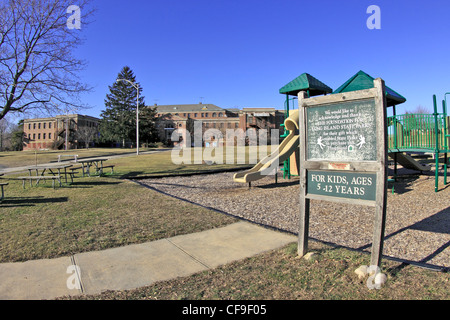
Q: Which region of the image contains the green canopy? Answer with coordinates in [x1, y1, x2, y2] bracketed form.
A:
[279, 73, 333, 97]
[333, 70, 407, 106]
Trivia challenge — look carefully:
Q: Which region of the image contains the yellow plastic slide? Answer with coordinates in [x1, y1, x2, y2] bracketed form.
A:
[233, 110, 300, 184]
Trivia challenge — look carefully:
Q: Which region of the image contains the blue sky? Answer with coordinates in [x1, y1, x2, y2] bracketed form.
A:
[74, 0, 450, 118]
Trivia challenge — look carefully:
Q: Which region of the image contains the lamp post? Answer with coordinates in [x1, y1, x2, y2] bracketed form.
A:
[117, 78, 140, 155]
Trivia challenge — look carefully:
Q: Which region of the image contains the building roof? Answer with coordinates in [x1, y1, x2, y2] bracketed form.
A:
[156, 103, 224, 113]
[224, 108, 241, 113]
[279, 73, 333, 97]
[242, 108, 276, 112]
[333, 70, 407, 106]
[24, 114, 100, 122]
[158, 114, 187, 121]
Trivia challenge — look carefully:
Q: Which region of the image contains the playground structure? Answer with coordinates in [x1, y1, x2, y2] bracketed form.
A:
[233, 73, 332, 185]
[232, 70, 449, 192]
[233, 110, 299, 185]
[388, 94, 449, 192]
[278, 73, 333, 179]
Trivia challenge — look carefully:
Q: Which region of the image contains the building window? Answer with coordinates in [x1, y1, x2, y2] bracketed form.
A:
[194, 113, 198, 117]
[49, 122, 52, 129]
[43, 133, 46, 139]
[49, 133, 52, 139]
[33, 134, 36, 139]
[201, 113, 204, 117]
[205, 113, 209, 118]
[38, 133, 40, 139]
[28, 124, 31, 130]
[33, 123, 36, 129]
[38, 123, 41, 129]
[183, 113, 187, 117]
[43, 123, 46, 129]
[212, 113, 216, 117]
[219, 113, 223, 117]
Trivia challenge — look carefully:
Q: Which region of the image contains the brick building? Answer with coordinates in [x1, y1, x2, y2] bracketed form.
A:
[23, 114, 99, 151]
[155, 103, 285, 147]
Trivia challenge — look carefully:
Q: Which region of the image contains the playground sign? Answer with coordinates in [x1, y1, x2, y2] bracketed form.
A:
[298, 78, 388, 268]
[307, 171, 377, 202]
[306, 99, 377, 162]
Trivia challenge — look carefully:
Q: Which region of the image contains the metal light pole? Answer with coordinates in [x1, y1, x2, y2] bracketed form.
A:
[117, 79, 140, 155]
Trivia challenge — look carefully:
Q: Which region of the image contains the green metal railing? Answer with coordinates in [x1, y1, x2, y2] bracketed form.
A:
[387, 113, 449, 152]
[387, 94, 449, 192]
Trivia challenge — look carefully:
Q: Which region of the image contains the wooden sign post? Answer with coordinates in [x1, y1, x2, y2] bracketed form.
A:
[298, 78, 388, 268]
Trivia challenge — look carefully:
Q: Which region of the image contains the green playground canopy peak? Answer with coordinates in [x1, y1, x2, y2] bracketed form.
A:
[279, 73, 333, 97]
[333, 70, 407, 106]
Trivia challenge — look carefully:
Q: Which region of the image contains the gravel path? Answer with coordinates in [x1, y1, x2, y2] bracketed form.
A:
[139, 169, 450, 268]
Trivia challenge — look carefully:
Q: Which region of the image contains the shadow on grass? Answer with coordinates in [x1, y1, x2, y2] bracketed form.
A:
[70, 180, 122, 188]
[142, 181, 204, 189]
[121, 165, 254, 180]
[119, 171, 145, 179]
[0, 196, 68, 207]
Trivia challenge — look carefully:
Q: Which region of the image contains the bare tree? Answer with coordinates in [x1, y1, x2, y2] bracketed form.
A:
[75, 125, 97, 149]
[0, 0, 94, 121]
[0, 117, 11, 150]
[405, 105, 431, 114]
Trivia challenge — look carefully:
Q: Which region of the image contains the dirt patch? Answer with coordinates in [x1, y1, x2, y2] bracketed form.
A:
[140, 169, 450, 268]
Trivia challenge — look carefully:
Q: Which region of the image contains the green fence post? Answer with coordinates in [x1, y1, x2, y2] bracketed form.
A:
[433, 95, 439, 192]
[283, 94, 290, 179]
[442, 99, 448, 185]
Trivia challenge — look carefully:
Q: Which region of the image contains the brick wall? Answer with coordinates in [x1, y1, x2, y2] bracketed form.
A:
[23, 119, 58, 150]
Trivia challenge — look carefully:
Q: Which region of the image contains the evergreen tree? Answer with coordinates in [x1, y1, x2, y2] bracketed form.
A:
[99, 66, 157, 147]
[10, 120, 25, 151]
[138, 105, 159, 146]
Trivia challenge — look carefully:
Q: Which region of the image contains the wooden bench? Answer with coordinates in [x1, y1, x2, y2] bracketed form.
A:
[99, 165, 115, 175]
[18, 176, 61, 189]
[58, 154, 78, 162]
[69, 164, 115, 177]
[0, 182, 8, 202]
[67, 171, 79, 184]
[69, 167, 86, 178]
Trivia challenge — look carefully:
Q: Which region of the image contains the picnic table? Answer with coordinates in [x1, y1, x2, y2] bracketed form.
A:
[20, 164, 74, 188]
[77, 158, 110, 177]
[0, 173, 6, 202]
[58, 154, 78, 163]
[0, 182, 7, 202]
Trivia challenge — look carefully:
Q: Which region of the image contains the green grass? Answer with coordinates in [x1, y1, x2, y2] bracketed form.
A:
[0, 147, 158, 169]
[0, 176, 237, 263]
[108, 148, 258, 178]
[0, 146, 269, 262]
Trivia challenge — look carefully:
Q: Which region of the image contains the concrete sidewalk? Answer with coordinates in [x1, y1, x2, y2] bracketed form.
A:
[0, 221, 296, 300]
